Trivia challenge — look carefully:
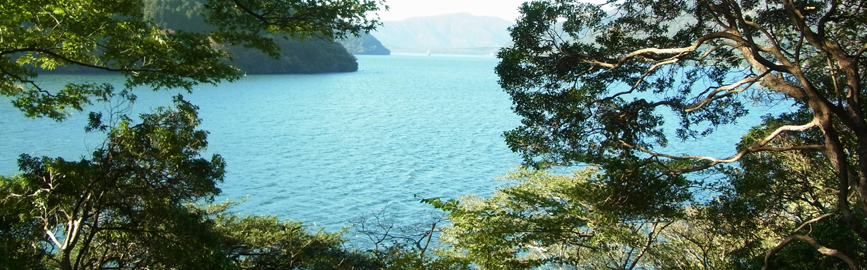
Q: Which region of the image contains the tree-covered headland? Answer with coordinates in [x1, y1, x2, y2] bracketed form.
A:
[430, 0, 867, 269]
[143, 0, 365, 73]
[340, 33, 391, 55]
[32, 0, 364, 74]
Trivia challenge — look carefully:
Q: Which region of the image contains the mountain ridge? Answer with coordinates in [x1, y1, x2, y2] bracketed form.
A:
[373, 12, 513, 55]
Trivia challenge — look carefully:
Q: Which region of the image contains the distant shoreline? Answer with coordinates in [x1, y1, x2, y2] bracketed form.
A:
[386, 52, 498, 58]
[386, 47, 501, 56]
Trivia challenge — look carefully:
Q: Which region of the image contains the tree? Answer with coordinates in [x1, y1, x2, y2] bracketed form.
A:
[348, 204, 472, 270]
[211, 207, 382, 270]
[0, 96, 385, 270]
[1, 0, 386, 268]
[1, 96, 230, 269]
[497, 0, 867, 268]
[436, 168, 733, 270]
[1, 0, 383, 120]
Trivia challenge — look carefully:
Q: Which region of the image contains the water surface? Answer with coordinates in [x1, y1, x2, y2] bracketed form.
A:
[0, 54, 791, 231]
[1, 54, 523, 230]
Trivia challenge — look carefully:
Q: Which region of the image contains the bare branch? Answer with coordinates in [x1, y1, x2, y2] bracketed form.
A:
[0, 65, 51, 96]
[619, 120, 821, 173]
[46, 229, 64, 248]
[793, 211, 836, 233]
[585, 31, 732, 70]
[756, 119, 818, 146]
[685, 44, 724, 62]
[737, 11, 798, 69]
[655, 70, 769, 113]
[231, 0, 280, 26]
[817, 0, 840, 38]
[416, 223, 435, 258]
[5, 47, 168, 76]
[856, 43, 867, 57]
[627, 221, 671, 270]
[762, 235, 861, 270]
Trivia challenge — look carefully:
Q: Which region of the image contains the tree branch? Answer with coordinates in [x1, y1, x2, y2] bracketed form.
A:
[762, 234, 861, 270]
[23, 48, 157, 73]
[585, 31, 732, 70]
[793, 211, 836, 233]
[627, 221, 671, 270]
[0, 66, 50, 96]
[856, 43, 867, 58]
[619, 119, 821, 173]
[654, 70, 769, 113]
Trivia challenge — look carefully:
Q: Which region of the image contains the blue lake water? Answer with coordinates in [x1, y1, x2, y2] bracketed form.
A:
[0, 54, 524, 230]
[0, 54, 792, 231]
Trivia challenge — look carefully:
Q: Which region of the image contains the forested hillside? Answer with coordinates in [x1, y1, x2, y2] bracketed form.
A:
[149, 0, 360, 73]
[32, 0, 337, 75]
[339, 33, 391, 55]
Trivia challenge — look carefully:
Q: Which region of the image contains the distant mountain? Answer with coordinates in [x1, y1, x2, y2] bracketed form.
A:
[373, 13, 513, 55]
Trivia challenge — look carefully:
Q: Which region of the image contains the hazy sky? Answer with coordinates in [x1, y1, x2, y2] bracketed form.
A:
[377, 0, 607, 22]
[377, 0, 533, 22]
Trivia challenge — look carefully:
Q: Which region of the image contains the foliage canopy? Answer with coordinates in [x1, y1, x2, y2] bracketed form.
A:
[490, 0, 867, 268]
[0, 97, 385, 269]
[1, 0, 387, 269]
[440, 168, 734, 269]
[1, 0, 383, 120]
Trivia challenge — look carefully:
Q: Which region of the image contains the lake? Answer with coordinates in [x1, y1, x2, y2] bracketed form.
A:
[0, 54, 789, 232]
[0, 54, 523, 231]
